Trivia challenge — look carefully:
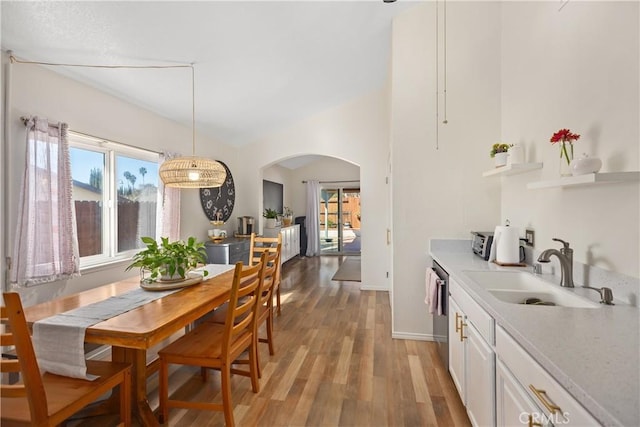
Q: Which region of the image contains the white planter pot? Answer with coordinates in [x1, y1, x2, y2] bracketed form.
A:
[265, 218, 277, 228]
[494, 152, 508, 168]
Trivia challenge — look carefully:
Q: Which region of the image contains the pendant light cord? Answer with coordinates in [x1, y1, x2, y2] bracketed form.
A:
[10, 53, 197, 154]
[190, 64, 196, 157]
[442, 0, 448, 125]
[435, 0, 439, 150]
[9, 54, 191, 70]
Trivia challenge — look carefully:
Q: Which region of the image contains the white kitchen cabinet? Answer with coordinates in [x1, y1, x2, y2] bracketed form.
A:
[448, 297, 465, 399]
[280, 224, 300, 263]
[496, 359, 552, 427]
[263, 224, 300, 263]
[496, 326, 598, 426]
[448, 277, 495, 427]
[466, 320, 495, 426]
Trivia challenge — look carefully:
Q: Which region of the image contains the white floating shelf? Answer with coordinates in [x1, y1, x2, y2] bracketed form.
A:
[482, 162, 543, 177]
[527, 171, 640, 190]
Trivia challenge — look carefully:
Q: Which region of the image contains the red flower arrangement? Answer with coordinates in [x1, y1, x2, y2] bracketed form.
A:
[550, 128, 580, 166]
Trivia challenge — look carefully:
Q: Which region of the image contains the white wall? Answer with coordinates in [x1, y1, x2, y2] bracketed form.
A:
[2, 58, 237, 305]
[500, 1, 640, 278]
[390, 3, 503, 339]
[237, 88, 391, 291]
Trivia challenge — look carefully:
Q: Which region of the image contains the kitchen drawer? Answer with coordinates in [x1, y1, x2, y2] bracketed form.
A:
[450, 277, 494, 344]
[496, 326, 597, 425]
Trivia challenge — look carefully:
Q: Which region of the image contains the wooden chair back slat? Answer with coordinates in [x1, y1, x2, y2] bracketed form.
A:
[223, 260, 264, 355]
[249, 233, 282, 267]
[1, 359, 21, 373]
[259, 246, 280, 308]
[1, 332, 15, 346]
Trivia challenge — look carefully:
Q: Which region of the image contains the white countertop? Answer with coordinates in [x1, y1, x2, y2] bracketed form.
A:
[429, 242, 639, 427]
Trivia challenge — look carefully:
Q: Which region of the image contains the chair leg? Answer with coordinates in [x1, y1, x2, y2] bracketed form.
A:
[249, 341, 260, 392]
[276, 286, 281, 316]
[201, 366, 209, 381]
[158, 359, 169, 424]
[266, 308, 275, 356]
[221, 364, 235, 427]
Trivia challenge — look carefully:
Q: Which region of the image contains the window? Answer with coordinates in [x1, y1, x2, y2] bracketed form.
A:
[69, 133, 159, 268]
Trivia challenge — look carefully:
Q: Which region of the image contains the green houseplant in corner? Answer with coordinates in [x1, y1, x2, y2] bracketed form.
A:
[126, 236, 208, 283]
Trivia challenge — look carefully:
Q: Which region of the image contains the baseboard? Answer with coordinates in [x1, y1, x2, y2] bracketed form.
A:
[392, 331, 437, 341]
[360, 284, 389, 291]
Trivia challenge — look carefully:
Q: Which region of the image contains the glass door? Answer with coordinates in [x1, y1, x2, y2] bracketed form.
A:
[319, 188, 361, 255]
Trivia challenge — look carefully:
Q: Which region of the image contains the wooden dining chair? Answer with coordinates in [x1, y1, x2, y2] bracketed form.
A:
[249, 232, 284, 316]
[158, 259, 265, 427]
[208, 245, 281, 378]
[1, 292, 132, 427]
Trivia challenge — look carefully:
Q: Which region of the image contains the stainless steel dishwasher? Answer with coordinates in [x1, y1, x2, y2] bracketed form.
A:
[432, 260, 449, 369]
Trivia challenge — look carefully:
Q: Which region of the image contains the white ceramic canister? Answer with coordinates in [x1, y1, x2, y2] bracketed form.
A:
[570, 153, 602, 176]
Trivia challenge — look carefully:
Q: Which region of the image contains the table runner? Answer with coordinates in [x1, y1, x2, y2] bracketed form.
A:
[33, 264, 234, 380]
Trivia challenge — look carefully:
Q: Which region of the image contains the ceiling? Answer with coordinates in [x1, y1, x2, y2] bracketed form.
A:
[2, 1, 416, 152]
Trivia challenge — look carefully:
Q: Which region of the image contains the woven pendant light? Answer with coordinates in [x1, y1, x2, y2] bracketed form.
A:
[160, 65, 226, 188]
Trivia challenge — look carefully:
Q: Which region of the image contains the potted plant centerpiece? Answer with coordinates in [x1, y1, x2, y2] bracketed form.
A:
[490, 143, 512, 168]
[263, 208, 278, 229]
[126, 236, 208, 283]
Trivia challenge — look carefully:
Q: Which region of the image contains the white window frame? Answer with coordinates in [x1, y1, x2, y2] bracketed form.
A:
[68, 132, 160, 270]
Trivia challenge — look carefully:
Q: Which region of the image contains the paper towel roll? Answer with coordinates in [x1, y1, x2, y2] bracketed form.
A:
[494, 225, 520, 264]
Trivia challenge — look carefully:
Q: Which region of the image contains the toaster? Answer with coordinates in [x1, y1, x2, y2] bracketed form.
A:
[471, 231, 494, 260]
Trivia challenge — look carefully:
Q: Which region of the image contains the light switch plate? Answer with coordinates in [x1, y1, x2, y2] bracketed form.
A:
[525, 229, 535, 247]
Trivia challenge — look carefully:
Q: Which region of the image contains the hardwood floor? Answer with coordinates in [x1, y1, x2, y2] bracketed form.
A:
[81, 256, 469, 426]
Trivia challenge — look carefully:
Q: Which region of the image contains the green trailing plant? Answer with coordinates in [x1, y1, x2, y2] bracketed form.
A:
[263, 208, 278, 219]
[126, 236, 208, 282]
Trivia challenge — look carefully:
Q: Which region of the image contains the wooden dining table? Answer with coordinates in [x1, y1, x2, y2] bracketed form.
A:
[23, 268, 236, 426]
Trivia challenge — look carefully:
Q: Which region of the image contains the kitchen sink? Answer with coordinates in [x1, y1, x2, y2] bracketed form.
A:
[462, 271, 600, 308]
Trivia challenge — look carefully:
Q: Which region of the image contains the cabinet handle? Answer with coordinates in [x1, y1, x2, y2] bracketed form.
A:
[454, 312, 462, 332]
[527, 414, 542, 427]
[529, 384, 562, 414]
[459, 321, 467, 342]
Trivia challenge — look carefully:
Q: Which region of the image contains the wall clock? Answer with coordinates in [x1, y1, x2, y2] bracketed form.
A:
[199, 161, 235, 222]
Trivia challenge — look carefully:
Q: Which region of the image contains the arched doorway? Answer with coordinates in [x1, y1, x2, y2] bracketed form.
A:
[261, 155, 361, 256]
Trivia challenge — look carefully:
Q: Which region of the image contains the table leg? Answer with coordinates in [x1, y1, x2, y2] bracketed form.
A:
[113, 346, 159, 426]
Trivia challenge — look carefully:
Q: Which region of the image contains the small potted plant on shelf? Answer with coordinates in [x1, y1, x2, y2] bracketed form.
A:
[126, 236, 208, 283]
[282, 206, 293, 226]
[263, 208, 278, 229]
[490, 143, 512, 168]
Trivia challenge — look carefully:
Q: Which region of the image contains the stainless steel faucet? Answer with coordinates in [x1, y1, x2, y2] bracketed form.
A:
[582, 286, 615, 305]
[537, 238, 574, 287]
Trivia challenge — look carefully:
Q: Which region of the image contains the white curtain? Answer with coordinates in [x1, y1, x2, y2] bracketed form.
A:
[156, 151, 181, 241]
[11, 117, 80, 286]
[305, 180, 320, 256]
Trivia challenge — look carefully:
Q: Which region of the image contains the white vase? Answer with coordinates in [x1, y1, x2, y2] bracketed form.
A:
[494, 152, 508, 168]
[265, 218, 277, 228]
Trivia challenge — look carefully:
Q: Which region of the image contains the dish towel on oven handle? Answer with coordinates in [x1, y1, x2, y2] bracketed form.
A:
[424, 268, 440, 315]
